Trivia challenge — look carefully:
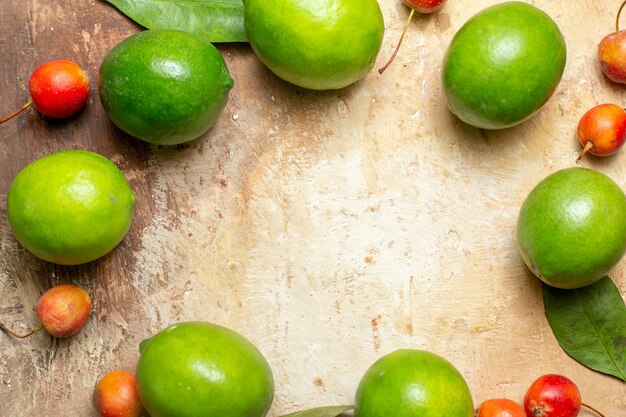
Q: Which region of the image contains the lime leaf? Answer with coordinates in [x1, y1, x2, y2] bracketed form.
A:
[542, 276, 626, 381]
[279, 405, 354, 417]
[105, 0, 246, 43]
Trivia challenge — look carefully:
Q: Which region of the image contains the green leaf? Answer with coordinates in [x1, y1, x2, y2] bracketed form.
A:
[542, 276, 626, 381]
[105, 0, 247, 43]
[278, 405, 354, 417]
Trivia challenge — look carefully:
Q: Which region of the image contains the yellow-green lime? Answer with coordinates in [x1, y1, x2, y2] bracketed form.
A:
[355, 349, 474, 417]
[7, 150, 135, 265]
[99, 29, 234, 145]
[442, 2, 566, 129]
[136, 321, 274, 417]
[517, 167, 626, 289]
[244, 0, 385, 90]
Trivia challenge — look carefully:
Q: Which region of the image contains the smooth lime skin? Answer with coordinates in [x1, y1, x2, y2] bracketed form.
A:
[442, 1, 566, 129]
[517, 168, 626, 289]
[99, 29, 234, 145]
[7, 150, 135, 265]
[136, 321, 274, 417]
[354, 349, 474, 417]
[244, 0, 384, 90]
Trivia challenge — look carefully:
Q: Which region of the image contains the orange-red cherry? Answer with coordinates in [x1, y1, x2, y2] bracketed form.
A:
[93, 370, 144, 417]
[36, 284, 92, 338]
[599, 0, 626, 84]
[0, 283, 92, 339]
[476, 398, 526, 417]
[576, 103, 626, 162]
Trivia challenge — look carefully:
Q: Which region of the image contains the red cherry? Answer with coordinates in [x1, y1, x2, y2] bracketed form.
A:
[576, 103, 626, 163]
[404, 0, 446, 13]
[0, 60, 89, 123]
[598, 0, 626, 83]
[29, 60, 90, 118]
[524, 374, 581, 417]
[378, 0, 448, 74]
[523, 374, 605, 417]
[36, 284, 92, 338]
[476, 398, 526, 417]
[0, 284, 92, 339]
[93, 370, 144, 417]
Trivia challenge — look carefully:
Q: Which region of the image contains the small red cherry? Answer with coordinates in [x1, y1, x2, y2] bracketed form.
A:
[0, 283, 92, 339]
[405, 0, 446, 13]
[599, 0, 626, 84]
[524, 374, 581, 417]
[0, 60, 89, 123]
[36, 284, 92, 338]
[523, 374, 605, 417]
[476, 398, 526, 417]
[93, 370, 144, 417]
[378, 0, 448, 74]
[576, 103, 626, 163]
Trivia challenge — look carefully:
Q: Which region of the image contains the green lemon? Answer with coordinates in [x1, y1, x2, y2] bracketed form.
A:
[354, 349, 474, 417]
[7, 150, 135, 265]
[442, 1, 566, 129]
[244, 0, 384, 90]
[517, 167, 626, 289]
[136, 321, 274, 417]
[99, 29, 234, 145]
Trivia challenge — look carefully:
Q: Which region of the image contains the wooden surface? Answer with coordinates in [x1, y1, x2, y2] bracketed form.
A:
[1, 0, 625, 415]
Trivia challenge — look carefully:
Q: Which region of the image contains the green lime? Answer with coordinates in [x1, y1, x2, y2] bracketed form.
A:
[136, 321, 274, 417]
[244, 0, 384, 90]
[354, 349, 474, 417]
[442, 2, 566, 129]
[7, 150, 135, 265]
[99, 29, 234, 145]
[517, 167, 626, 289]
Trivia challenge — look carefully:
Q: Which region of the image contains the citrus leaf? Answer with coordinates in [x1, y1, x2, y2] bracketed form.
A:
[542, 276, 626, 381]
[105, 0, 246, 43]
[278, 405, 354, 417]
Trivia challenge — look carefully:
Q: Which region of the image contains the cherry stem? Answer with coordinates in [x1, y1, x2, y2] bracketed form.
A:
[0, 322, 43, 339]
[582, 401, 605, 417]
[616, 0, 626, 33]
[576, 141, 594, 164]
[0, 99, 33, 124]
[379, 8, 415, 75]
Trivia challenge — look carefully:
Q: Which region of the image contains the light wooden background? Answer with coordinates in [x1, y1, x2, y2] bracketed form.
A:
[0, 0, 624, 415]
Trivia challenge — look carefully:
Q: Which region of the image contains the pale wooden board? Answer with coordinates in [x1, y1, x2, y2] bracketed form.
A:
[0, 0, 624, 415]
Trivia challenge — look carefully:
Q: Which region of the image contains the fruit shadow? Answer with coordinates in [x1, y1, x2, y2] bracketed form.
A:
[30, 106, 88, 134]
[104, 120, 220, 163]
[102, 115, 164, 152]
[576, 149, 623, 170]
[241, 48, 369, 106]
[275, 76, 366, 103]
[521, 263, 544, 296]
[447, 112, 532, 151]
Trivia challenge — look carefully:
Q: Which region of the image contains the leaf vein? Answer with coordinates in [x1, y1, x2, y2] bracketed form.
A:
[577, 288, 626, 379]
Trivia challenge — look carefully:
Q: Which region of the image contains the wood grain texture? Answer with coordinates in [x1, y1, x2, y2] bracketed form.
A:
[0, 0, 624, 416]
